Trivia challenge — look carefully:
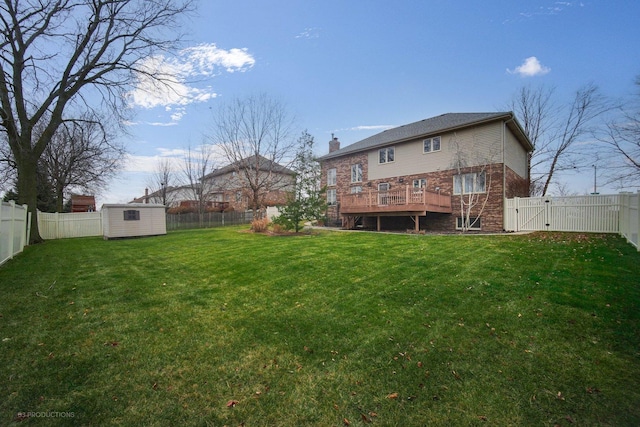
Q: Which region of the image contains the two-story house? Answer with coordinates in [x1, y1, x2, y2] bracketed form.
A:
[318, 112, 533, 232]
[201, 155, 295, 213]
[132, 155, 295, 214]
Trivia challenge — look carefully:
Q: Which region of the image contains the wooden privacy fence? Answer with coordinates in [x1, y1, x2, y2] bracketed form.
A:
[0, 201, 29, 266]
[504, 193, 640, 250]
[38, 211, 103, 240]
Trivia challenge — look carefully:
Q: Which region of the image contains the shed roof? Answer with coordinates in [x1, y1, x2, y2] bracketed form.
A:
[318, 112, 532, 160]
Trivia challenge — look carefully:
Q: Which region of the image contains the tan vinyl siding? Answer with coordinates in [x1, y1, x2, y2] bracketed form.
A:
[504, 127, 528, 178]
[102, 204, 166, 239]
[367, 122, 504, 180]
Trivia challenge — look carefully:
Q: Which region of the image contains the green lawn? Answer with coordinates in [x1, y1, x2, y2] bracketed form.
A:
[1, 228, 639, 426]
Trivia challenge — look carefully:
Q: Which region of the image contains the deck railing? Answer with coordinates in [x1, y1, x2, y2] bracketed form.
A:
[341, 187, 451, 213]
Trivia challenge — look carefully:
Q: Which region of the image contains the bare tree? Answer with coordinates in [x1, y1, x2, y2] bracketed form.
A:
[597, 76, 640, 189]
[42, 113, 125, 212]
[0, 0, 193, 242]
[507, 85, 557, 195]
[147, 157, 177, 206]
[508, 83, 617, 196]
[181, 143, 218, 223]
[209, 94, 297, 218]
[449, 133, 497, 232]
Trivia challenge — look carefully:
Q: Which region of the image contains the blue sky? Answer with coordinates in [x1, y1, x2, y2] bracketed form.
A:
[103, 0, 640, 204]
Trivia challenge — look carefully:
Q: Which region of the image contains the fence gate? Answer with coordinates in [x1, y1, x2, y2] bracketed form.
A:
[505, 195, 621, 233]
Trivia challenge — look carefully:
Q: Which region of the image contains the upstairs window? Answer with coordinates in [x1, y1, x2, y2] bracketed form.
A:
[378, 147, 395, 164]
[423, 136, 441, 153]
[327, 168, 337, 186]
[351, 164, 363, 183]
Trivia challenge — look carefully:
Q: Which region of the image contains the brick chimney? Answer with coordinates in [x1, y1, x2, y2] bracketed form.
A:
[329, 133, 340, 153]
[144, 188, 149, 204]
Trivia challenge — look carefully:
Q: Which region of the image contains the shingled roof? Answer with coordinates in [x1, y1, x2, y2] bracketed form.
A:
[319, 112, 531, 160]
[202, 154, 295, 180]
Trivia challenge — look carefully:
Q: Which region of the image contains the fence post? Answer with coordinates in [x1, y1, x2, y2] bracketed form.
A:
[8, 201, 15, 259]
[20, 204, 28, 250]
[636, 191, 640, 251]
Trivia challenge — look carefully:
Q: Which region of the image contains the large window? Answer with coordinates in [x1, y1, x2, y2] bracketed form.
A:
[453, 171, 486, 194]
[378, 147, 395, 164]
[327, 189, 337, 205]
[351, 164, 362, 183]
[423, 136, 441, 153]
[456, 216, 482, 230]
[327, 168, 336, 186]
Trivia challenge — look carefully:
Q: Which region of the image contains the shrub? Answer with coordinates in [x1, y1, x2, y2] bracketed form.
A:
[250, 217, 270, 232]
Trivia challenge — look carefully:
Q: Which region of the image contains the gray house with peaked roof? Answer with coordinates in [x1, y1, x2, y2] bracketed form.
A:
[318, 112, 533, 232]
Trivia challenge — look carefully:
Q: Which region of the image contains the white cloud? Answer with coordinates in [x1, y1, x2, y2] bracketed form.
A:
[127, 43, 255, 115]
[507, 57, 551, 77]
[295, 28, 320, 39]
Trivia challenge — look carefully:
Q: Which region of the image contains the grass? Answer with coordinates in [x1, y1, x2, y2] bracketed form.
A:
[0, 227, 639, 426]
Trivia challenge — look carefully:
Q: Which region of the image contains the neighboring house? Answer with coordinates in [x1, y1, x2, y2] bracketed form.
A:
[131, 155, 295, 213]
[131, 185, 197, 208]
[201, 155, 295, 212]
[70, 194, 96, 212]
[318, 112, 533, 232]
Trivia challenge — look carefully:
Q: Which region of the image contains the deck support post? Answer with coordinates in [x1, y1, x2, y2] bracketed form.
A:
[377, 216, 381, 231]
[415, 215, 419, 232]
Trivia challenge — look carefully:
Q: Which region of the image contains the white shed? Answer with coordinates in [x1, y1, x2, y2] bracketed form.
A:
[101, 204, 166, 239]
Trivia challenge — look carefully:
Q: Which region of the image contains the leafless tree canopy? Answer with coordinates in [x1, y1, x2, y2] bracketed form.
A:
[147, 157, 177, 206]
[42, 113, 126, 211]
[181, 143, 218, 218]
[0, 0, 193, 242]
[209, 94, 297, 216]
[508, 83, 617, 196]
[597, 76, 640, 188]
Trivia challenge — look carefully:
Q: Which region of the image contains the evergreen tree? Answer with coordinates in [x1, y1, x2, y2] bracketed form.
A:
[274, 131, 327, 232]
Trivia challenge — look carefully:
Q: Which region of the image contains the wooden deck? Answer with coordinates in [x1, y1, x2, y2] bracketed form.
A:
[340, 187, 452, 215]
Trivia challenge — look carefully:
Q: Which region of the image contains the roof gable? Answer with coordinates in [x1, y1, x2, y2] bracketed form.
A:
[319, 112, 532, 160]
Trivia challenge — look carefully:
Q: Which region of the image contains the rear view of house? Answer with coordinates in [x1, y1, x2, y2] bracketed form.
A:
[318, 112, 533, 232]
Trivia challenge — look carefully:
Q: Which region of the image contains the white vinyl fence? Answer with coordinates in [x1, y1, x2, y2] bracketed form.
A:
[38, 211, 103, 240]
[505, 193, 640, 250]
[0, 201, 29, 266]
[619, 192, 640, 250]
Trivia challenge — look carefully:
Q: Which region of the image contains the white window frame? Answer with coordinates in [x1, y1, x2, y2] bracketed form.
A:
[327, 168, 337, 186]
[327, 189, 337, 205]
[378, 182, 390, 192]
[456, 216, 482, 230]
[423, 136, 441, 153]
[378, 147, 395, 164]
[351, 164, 363, 183]
[350, 186, 362, 194]
[413, 178, 427, 189]
[453, 171, 486, 195]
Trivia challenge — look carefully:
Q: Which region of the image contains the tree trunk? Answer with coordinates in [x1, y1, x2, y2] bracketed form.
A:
[16, 154, 43, 243]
